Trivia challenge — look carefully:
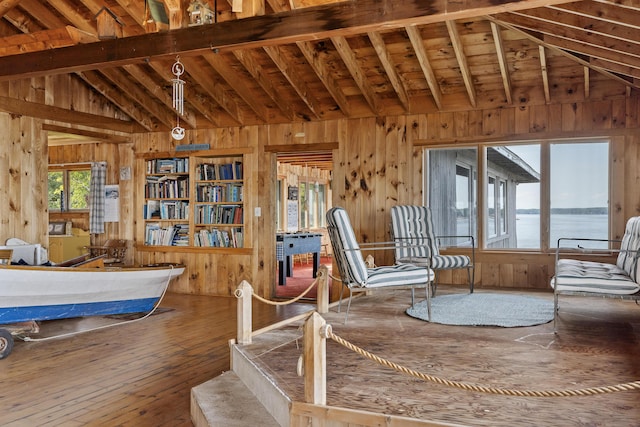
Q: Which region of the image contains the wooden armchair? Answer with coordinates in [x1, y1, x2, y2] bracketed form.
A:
[84, 239, 127, 265]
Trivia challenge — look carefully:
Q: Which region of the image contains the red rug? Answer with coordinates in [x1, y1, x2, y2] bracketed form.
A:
[275, 256, 333, 300]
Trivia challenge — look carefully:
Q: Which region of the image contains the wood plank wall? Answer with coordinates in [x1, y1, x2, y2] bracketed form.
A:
[2, 74, 639, 297]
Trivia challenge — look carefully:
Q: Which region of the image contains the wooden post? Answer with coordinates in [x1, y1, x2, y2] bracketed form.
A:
[303, 312, 327, 404]
[236, 280, 253, 345]
[316, 265, 329, 314]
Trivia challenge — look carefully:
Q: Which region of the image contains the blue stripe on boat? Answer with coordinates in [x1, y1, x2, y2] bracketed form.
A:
[0, 298, 159, 324]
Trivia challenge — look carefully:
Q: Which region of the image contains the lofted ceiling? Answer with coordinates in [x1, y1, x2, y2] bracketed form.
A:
[0, 0, 639, 171]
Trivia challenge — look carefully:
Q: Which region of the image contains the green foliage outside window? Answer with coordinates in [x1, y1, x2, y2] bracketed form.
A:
[48, 169, 91, 211]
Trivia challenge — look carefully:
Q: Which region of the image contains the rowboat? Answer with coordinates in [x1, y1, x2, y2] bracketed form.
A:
[0, 262, 185, 358]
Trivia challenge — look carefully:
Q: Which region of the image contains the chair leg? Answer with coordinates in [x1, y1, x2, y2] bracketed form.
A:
[468, 267, 475, 294]
[431, 273, 438, 297]
[411, 288, 415, 308]
[344, 288, 354, 324]
[338, 284, 346, 313]
[553, 294, 557, 333]
[426, 285, 432, 321]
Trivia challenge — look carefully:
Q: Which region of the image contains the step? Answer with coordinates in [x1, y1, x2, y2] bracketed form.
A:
[191, 370, 280, 427]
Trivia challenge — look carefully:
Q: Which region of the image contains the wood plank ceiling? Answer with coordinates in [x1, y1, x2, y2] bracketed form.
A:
[0, 0, 639, 170]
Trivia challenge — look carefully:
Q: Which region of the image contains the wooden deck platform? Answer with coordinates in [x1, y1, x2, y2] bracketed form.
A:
[1, 287, 639, 426]
[242, 287, 640, 426]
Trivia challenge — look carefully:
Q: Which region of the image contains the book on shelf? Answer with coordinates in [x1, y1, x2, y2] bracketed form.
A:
[147, 157, 189, 174]
[144, 223, 190, 246]
[195, 227, 243, 248]
[144, 200, 161, 219]
[196, 161, 243, 181]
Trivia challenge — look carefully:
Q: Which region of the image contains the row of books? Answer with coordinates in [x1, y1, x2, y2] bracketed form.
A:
[196, 161, 242, 181]
[194, 205, 243, 225]
[145, 176, 189, 199]
[194, 227, 244, 248]
[147, 158, 189, 174]
[195, 183, 243, 203]
[144, 223, 190, 246]
[144, 201, 190, 220]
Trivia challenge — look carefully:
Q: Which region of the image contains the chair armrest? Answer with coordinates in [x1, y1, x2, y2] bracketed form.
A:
[555, 238, 623, 267]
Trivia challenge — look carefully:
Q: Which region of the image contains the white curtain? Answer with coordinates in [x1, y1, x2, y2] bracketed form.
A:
[89, 162, 107, 234]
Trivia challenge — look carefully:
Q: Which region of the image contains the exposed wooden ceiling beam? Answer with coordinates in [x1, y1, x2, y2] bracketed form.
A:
[490, 22, 513, 105]
[405, 25, 443, 110]
[43, 123, 130, 145]
[296, 41, 351, 117]
[0, 95, 143, 133]
[508, 7, 640, 44]
[500, 11, 640, 63]
[0, 26, 98, 55]
[0, 0, 581, 81]
[16, 0, 67, 30]
[181, 56, 245, 125]
[0, 0, 21, 19]
[232, 49, 296, 121]
[203, 53, 270, 123]
[539, 46, 550, 103]
[98, 67, 176, 130]
[121, 63, 198, 129]
[446, 20, 477, 108]
[145, 60, 219, 127]
[76, 70, 161, 132]
[584, 66, 590, 98]
[548, 1, 640, 29]
[488, 15, 640, 90]
[368, 31, 410, 112]
[331, 35, 381, 115]
[264, 45, 323, 120]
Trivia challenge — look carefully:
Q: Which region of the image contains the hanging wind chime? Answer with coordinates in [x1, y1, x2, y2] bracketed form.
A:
[171, 56, 186, 140]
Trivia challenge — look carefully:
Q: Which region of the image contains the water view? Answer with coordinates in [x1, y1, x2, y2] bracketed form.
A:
[517, 213, 609, 249]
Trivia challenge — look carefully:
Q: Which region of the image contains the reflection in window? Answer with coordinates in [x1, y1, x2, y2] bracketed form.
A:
[487, 176, 496, 238]
[486, 145, 540, 249]
[426, 148, 477, 247]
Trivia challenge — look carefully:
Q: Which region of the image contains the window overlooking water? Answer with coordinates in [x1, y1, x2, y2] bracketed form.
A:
[550, 142, 609, 249]
[424, 139, 609, 251]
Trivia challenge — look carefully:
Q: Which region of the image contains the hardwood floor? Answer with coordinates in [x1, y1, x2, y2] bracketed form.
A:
[3, 287, 640, 427]
[0, 293, 314, 426]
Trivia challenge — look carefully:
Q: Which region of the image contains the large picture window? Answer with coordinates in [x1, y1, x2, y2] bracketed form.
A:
[425, 139, 609, 251]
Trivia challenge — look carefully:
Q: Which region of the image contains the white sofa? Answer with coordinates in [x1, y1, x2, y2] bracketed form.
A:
[550, 216, 640, 331]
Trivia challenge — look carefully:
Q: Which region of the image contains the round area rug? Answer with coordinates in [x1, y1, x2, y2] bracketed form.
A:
[406, 293, 554, 327]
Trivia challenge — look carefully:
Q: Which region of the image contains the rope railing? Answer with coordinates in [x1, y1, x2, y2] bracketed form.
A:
[325, 328, 640, 398]
[238, 268, 325, 306]
[234, 265, 330, 345]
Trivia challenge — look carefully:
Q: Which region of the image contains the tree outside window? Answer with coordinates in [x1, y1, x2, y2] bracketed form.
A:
[48, 167, 91, 211]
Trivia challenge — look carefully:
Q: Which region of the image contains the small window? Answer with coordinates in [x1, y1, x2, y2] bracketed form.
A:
[48, 167, 91, 211]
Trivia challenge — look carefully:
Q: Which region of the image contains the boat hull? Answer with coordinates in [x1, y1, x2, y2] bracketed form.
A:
[0, 264, 185, 324]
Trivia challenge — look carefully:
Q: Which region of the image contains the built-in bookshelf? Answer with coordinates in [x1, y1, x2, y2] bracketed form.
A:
[140, 150, 248, 250]
[193, 157, 243, 248]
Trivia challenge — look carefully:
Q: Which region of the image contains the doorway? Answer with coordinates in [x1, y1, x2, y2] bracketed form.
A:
[274, 150, 333, 300]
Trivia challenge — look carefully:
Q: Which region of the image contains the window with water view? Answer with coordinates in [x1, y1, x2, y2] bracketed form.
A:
[425, 140, 609, 250]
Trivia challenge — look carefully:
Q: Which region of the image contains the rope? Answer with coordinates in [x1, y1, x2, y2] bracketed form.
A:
[239, 270, 325, 306]
[326, 330, 640, 398]
[20, 265, 176, 342]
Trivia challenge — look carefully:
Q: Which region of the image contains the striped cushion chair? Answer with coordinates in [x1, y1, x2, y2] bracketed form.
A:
[326, 207, 435, 322]
[551, 216, 640, 331]
[390, 205, 475, 294]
